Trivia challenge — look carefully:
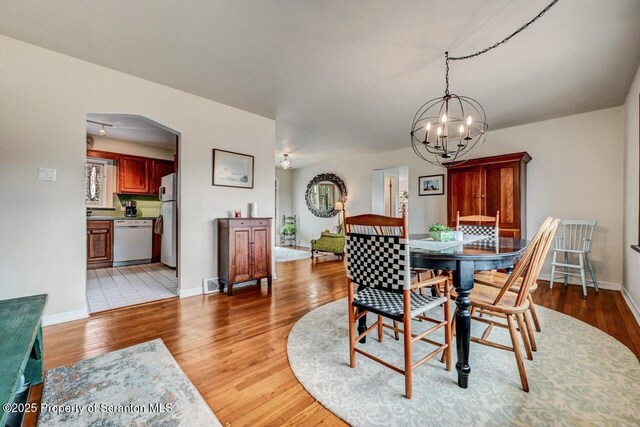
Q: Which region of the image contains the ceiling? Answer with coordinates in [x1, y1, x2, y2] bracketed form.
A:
[1, 0, 639, 168]
[86, 113, 178, 148]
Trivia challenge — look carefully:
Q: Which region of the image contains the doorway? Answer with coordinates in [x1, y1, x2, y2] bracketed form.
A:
[85, 114, 181, 314]
[383, 173, 397, 216]
[372, 166, 409, 217]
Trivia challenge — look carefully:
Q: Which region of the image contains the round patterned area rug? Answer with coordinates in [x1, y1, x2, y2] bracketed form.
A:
[287, 298, 640, 426]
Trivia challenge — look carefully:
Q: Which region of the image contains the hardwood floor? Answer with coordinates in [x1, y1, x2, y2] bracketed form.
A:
[26, 259, 640, 426]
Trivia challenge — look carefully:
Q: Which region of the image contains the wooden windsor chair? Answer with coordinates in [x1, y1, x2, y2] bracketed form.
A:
[450, 218, 560, 391]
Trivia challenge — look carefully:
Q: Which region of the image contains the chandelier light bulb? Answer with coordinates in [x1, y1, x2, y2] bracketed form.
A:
[425, 122, 431, 131]
[437, 126, 442, 137]
[459, 125, 464, 134]
[442, 113, 447, 123]
[467, 116, 473, 125]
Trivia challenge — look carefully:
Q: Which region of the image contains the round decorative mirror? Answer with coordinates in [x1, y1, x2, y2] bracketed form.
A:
[305, 173, 347, 218]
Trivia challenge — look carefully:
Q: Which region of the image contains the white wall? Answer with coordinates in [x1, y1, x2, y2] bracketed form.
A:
[623, 64, 640, 318]
[0, 36, 275, 320]
[293, 151, 447, 245]
[90, 136, 176, 160]
[293, 107, 625, 287]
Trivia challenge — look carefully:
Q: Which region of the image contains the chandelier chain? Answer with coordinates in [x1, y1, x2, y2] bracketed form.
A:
[444, 0, 559, 92]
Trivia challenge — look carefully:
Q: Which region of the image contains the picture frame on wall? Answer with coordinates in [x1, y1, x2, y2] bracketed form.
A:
[212, 149, 255, 189]
[418, 174, 444, 196]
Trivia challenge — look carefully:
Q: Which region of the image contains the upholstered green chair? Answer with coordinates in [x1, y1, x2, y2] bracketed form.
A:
[310, 225, 345, 262]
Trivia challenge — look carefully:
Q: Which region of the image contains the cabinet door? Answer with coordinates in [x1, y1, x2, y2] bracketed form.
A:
[251, 226, 271, 279]
[118, 155, 150, 194]
[87, 221, 112, 264]
[230, 227, 252, 283]
[484, 161, 520, 233]
[448, 167, 483, 227]
[150, 160, 175, 196]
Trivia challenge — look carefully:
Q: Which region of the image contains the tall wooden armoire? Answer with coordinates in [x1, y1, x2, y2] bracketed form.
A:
[447, 152, 531, 238]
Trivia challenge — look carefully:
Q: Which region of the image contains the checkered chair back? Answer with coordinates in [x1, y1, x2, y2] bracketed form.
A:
[346, 233, 410, 294]
[458, 225, 497, 241]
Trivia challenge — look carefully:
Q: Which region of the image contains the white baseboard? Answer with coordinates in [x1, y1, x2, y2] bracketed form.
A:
[621, 288, 640, 327]
[538, 273, 621, 291]
[179, 287, 203, 298]
[43, 307, 89, 326]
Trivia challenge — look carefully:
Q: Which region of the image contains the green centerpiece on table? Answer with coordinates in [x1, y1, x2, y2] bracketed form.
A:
[429, 223, 455, 242]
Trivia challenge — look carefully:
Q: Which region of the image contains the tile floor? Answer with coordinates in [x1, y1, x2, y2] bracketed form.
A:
[86, 263, 178, 313]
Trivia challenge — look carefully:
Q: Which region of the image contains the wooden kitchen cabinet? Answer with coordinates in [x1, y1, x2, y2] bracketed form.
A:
[88, 149, 174, 196]
[118, 155, 151, 194]
[447, 152, 531, 239]
[150, 160, 175, 196]
[217, 218, 272, 296]
[87, 220, 113, 269]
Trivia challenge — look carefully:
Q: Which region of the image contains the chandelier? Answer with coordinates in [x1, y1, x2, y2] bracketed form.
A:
[411, 0, 558, 167]
[280, 153, 291, 170]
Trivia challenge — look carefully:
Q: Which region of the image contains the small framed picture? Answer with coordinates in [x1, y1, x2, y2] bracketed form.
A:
[212, 149, 255, 189]
[419, 174, 444, 196]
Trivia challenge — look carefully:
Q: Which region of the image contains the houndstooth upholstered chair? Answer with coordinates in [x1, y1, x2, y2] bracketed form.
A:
[345, 213, 452, 399]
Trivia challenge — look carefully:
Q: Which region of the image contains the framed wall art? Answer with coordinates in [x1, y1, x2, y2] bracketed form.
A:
[212, 149, 254, 189]
[418, 174, 444, 196]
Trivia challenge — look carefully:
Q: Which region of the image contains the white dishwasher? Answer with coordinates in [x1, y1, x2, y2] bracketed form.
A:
[113, 219, 153, 266]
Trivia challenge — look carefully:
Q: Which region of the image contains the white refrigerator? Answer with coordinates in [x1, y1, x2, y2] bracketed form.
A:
[159, 173, 177, 268]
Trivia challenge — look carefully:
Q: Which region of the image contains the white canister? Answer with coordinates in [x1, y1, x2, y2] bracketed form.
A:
[248, 202, 258, 218]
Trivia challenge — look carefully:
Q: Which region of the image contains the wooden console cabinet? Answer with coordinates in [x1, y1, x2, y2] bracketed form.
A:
[217, 218, 272, 296]
[87, 220, 113, 269]
[447, 152, 531, 238]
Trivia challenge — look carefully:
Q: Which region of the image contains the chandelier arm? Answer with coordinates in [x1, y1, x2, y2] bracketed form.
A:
[448, 0, 559, 62]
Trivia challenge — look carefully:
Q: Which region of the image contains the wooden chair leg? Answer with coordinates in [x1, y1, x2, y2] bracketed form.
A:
[516, 313, 533, 361]
[348, 285, 356, 368]
[507, 314, 529, 392]
[377, 315, 384, 342]
[443, 291, 452, 371]
[403, 312, 412, 399]
[440, 307, 455, 364]
[524, 310, 537, 352]
[527, 294, 541, 332]
[393, 320, 400, 340]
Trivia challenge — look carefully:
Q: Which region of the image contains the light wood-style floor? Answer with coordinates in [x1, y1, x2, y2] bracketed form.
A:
[26, 257, 640, 426]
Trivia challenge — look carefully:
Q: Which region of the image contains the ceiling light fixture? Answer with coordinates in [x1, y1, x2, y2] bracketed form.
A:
[410, 0, 558, 167]
[86, 119, 113, 137]
[280, 154, 291, 170]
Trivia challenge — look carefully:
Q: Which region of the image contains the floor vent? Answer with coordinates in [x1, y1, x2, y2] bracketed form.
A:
[202, 277, 220, 294]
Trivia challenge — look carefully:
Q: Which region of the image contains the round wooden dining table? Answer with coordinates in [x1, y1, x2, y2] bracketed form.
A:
[409, 235, 529, 389]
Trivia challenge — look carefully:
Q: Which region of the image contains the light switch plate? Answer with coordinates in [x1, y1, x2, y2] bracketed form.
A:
[37, 167, 57, 181]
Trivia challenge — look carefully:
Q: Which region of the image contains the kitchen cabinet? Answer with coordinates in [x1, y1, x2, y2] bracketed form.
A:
[217, 218, 272, 296]
[447, 152, 531, 239]
[118, 155, 151, 194]
[151, 160, 175, 196]
[87, 220, 113, 269]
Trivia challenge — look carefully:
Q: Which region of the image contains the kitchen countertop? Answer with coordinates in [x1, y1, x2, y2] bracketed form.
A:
[87, 216, 158, 221]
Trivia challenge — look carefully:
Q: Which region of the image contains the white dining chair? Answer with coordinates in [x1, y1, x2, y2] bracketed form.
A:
[549, 219, 598, 297]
